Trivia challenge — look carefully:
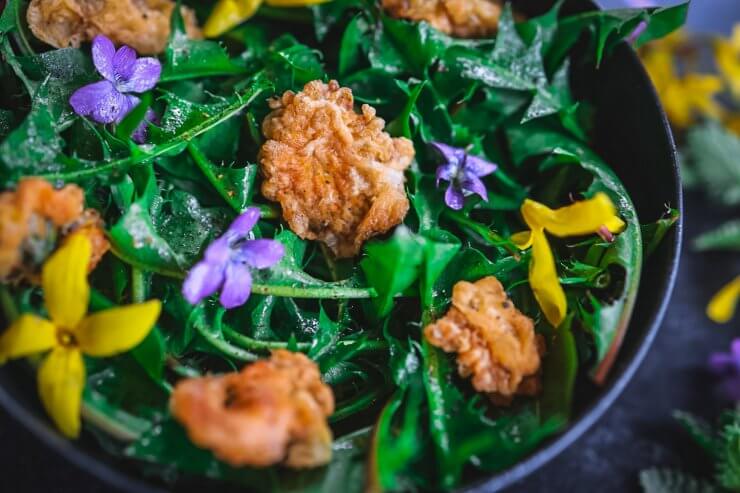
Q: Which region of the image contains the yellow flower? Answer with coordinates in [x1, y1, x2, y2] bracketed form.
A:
[707, 276, 740, 324]
[641, 34, 723, 129]
[204, 0, 332, 38]
[715, 24, 740, 99]
[0, 234, 160, 438]
[512, 193, 625, 327]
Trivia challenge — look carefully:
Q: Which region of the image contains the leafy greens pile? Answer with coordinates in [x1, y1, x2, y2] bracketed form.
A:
[0, 0, 685, 491]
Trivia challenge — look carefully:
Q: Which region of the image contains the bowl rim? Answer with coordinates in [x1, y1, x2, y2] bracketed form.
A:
[460, 42, 683, 493]
[0, 15, 683, 493]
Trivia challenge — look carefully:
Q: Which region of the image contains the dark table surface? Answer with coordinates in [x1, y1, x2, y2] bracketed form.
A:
[0, 193, 736, 493]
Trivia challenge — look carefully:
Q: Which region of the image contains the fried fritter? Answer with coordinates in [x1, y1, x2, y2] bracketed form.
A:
[27, 0, 201, 55]
[382, 0, 503, 38]
[424, 276, 543, 401]
[170, 350, 335, 469]
[259, 80, 415, 258]
[0, 178, 109, 283]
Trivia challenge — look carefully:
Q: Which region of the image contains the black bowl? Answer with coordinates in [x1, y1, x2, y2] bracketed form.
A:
[0, 1, 681, 491]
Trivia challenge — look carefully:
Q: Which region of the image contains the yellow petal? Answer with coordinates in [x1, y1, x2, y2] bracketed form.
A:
[707, 276, 740, 324]
[522, 193, 620, 237]
[511, 230, 533, 250]
[0, 314, 56, 362]
[604, 216, 626, 234]
[203, 0, 263, 38]
[75, 300, 161, 357]
[529, 228, 566, 327]
[37, 347, 85, 438]
[42, 234, 91, 329]
[715, 37, 740, 98]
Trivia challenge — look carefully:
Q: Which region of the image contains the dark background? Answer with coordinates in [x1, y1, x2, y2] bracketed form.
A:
[1, 1, 738, 492]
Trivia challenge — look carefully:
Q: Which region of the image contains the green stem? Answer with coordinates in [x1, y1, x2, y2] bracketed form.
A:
[81, 391, 149, 442]
[0, 37, 35, 95]
[331, 386, 387, 423]
[37, 74, 271, 183]
[110, 246, 377, 299]
[222, 325, 310, 352]
[192, 313, 259, 362]
[0, 286, 18, 322]
[131, 267, 146, 303]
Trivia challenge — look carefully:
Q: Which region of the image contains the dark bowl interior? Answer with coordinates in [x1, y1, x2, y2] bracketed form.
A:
[0, 0, 681, 491]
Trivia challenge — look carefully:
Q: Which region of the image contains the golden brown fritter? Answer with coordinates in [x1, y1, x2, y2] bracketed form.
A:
[170, 350, 335, 469]
[259, 80, 415, 258]
[382, 0, 503, 38]
[424, 276, 543, 401]
[27, 0, 201, 55]
[0, 178, 109, 283]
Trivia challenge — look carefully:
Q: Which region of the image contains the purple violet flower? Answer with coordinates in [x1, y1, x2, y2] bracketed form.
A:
[70, 35, 161, 143]
[182, 208, 285, 309]
[709, 338, 740, 402]
[432, 142, 497, 210]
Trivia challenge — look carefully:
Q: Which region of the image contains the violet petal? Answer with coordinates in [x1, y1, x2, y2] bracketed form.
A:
[182, 261, 225, 305]
[228, 208, 261, 236]
[464, 154, 497, 178]
[430, 142, 464, 166]
[709, 352, 737, 375]
[112, 45, 137, 82]
[70, 80, 128, 124]
[114, 94, 140, 124]
[92, 35, 116, 82]
[118, 57, 162, 93]
[132, 108, 157, 144]
[204, 236, 232, 265]
[731, 338, 740, 360]
[240, 239, 285, 269]
[445, 184, 465, 210]
[461, 173, 489, 202]
[435, 163, 456, 187]
[220, 262, 253, 309]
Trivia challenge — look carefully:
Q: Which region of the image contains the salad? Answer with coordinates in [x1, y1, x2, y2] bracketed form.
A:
[0, 0, 684, 491]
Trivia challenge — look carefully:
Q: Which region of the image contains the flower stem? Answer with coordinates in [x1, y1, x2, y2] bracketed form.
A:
[131, 267, 146, 303]
[222, 324, 311, 352]
[443, 209, 520, 258]
[192, 312, 259, 362]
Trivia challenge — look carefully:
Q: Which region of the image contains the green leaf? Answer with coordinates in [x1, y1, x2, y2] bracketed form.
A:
[642, 208, 680, 257]
[161, 7, 247, 82]
[361, 226, 424, 318]
[116, 92, 153, 142]
[131, 328, 166, 382]
[0, 82, 64, 182]
[694, 220, 740, 252]
[640, 469, 720, 493]
[419, 229, 461, 309]
[717, 418, 740, 491]
[635, 3, 690, 47]
[338, 14, 369, 77]
[0, 0, 20, 36]
[686, 121, 740, 206]
[673, 411, 719, 456]
[540, 317, 578, 420]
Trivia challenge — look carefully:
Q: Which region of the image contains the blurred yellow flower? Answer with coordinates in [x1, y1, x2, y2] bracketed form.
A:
[0, 235, 161, 438]
[512, 193, 625, 327]
[641, 32, 723, 129]
[715, 24, 740, 99]
[204, 0, 332, 37]
[707, 276, 740, 324]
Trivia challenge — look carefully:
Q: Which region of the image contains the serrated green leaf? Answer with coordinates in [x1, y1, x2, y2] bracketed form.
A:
[686, 120, 740, 206]
[694, 220, 740, 252]
[640, 468, 719, 493]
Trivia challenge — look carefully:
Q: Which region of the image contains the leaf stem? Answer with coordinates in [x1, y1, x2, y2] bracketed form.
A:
[192, 311, 259, 362]
[443, 209, 521, 258]
[331, 386, 387, 423]
[0, 286, 18, 322]
[131, 267, 146, 303]
[36, 74, 271, 183]
[222, 324, 311, 352]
